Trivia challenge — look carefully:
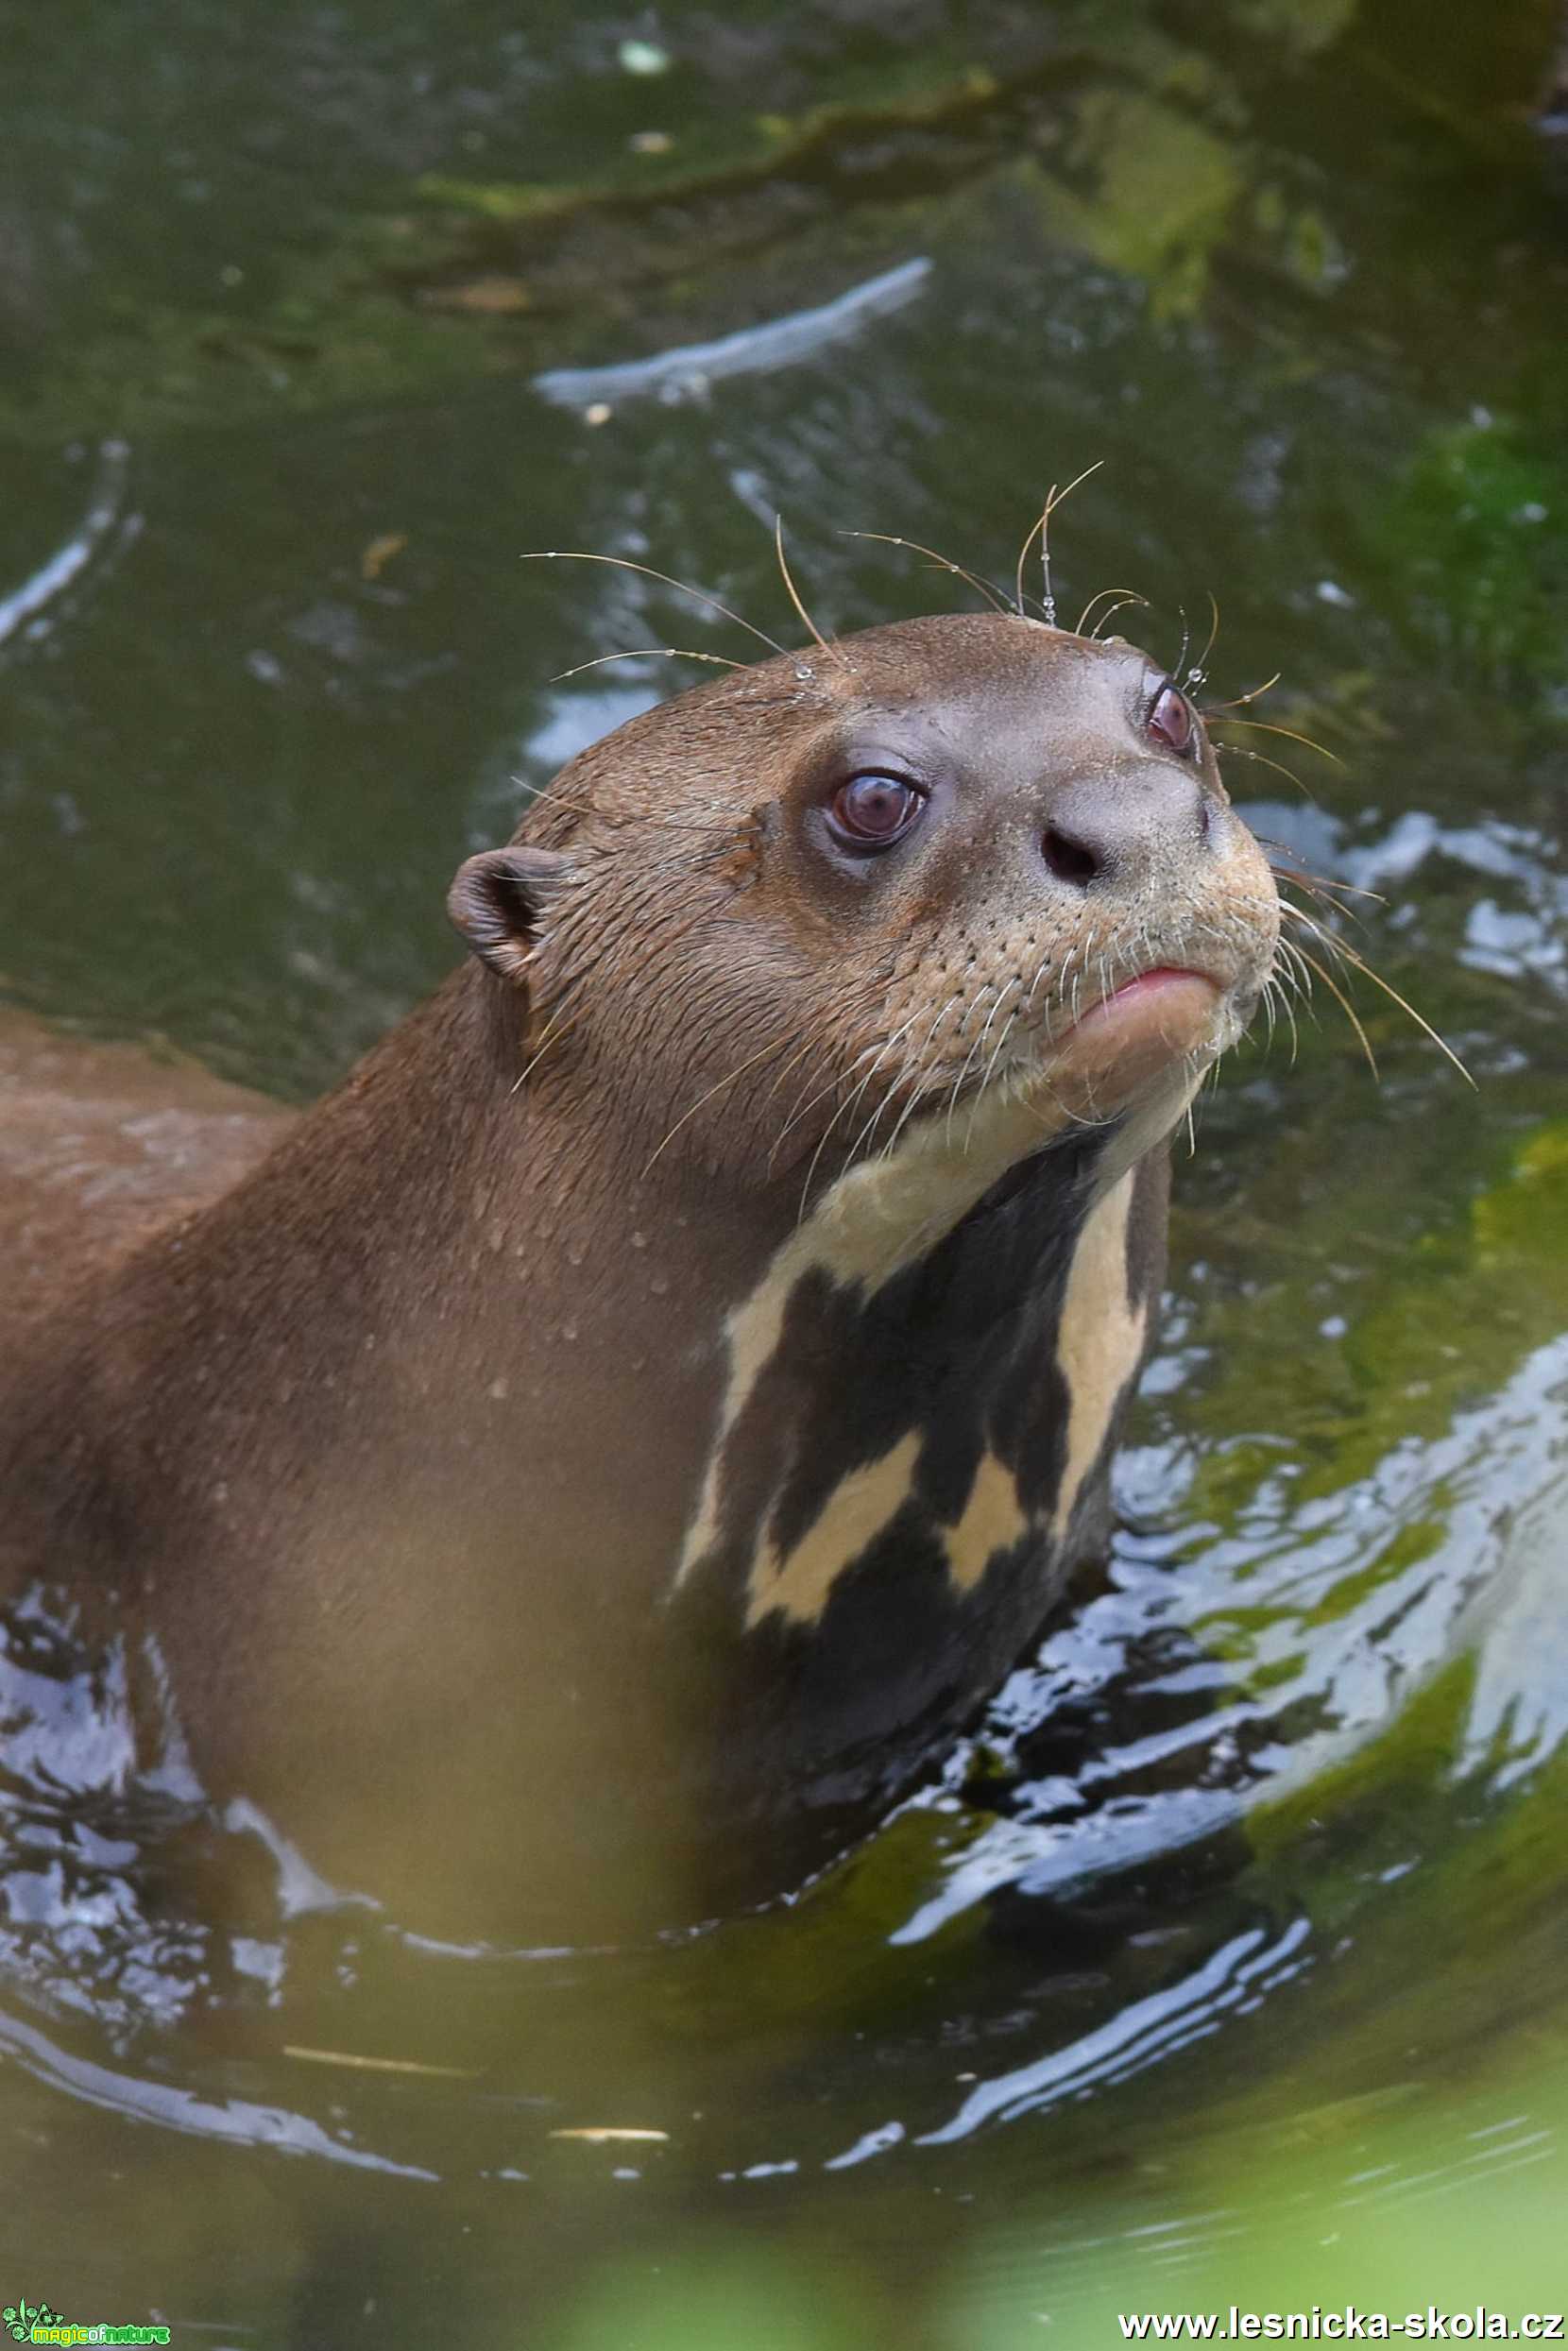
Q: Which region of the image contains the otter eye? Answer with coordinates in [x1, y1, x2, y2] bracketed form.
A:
[826, 771, 925, 851]
[1147, 682, 1197, 757]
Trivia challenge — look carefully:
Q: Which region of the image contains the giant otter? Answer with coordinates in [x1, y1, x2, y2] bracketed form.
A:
[0, 612, 1279, 1935]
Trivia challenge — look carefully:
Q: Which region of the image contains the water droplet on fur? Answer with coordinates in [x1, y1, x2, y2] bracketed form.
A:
[566, 1240, 587, 1267]
[794, 663, 814, 682]
[648, 1272, 670, 1297]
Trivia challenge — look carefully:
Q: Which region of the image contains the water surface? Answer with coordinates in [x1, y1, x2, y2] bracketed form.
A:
[2, 0, 1567, 2341]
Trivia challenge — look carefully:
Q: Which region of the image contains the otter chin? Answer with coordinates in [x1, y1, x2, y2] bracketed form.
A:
[1047, 966, 1231, 1111]
[0, 609, 1279, 1937]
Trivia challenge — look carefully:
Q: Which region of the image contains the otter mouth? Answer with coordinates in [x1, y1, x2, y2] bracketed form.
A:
[849, 930, 1273, 1166]
[881, 959, 1237, 1142]
[1014, 960, 1234, 1121]
[1059, 963, 1223, 1043]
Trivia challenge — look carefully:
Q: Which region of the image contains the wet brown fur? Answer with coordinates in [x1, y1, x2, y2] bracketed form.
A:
[0, 613, 1278, 1934]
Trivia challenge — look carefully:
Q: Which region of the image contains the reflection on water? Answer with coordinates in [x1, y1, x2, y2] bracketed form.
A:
[533, 256, 934, 408]
[3, 0, 1568, 2340]
[4, 1313, 1568, 2208]
[0, 440, 138, 654]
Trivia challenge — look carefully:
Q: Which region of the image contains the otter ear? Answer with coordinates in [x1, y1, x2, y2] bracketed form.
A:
[447, 845, 575, 985]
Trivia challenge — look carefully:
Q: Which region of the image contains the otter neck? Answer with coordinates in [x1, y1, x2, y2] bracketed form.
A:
[37, 968, 1182, 1635]
[53, 971, 942, 1597]
[137, 965, 1187, 1491]
[141, 969, 786, 1397]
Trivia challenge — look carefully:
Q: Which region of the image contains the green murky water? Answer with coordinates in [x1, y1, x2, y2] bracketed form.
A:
[3, 1, 1568, 2342]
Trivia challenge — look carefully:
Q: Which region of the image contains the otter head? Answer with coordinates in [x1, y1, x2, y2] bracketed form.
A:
[449, 611, 1277, 1244]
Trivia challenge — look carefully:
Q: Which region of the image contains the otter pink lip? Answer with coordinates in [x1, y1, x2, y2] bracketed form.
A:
[1069, 965, 1221, 1033]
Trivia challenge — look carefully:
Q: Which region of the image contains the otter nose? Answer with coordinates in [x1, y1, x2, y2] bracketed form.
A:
[1041, 766, 1211, 892]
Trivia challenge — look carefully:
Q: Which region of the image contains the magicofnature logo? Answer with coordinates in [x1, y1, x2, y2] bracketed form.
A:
[4, 2300, 169, 2346]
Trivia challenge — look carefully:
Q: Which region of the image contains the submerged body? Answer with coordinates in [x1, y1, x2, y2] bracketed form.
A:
[0, 613, 1278, 1934]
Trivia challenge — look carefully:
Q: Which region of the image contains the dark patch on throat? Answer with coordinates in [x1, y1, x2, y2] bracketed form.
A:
[690, 1119, 1117, 1605]
[672, 1117, 1140, 1834]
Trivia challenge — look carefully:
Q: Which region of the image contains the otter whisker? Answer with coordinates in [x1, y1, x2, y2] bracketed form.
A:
[758, 980, 889, 1123]
[1043, 460, 1104, 625]
[757, 1014, 862, 1119]
[962, 979, 1025, 1146]
[775, 515, 852, 676]
[869, 1022, 932, 1153]
[845, 1032, 929, 1167]
[1264, 865, 1373, 941]
[1209, 715, 1342, 766]
[796, 1021, 917, 1216]
[1278, 905, 1474, 1084]
[1014, 511, 1047, 619]
[1020, 458, 1104, 621]
[785, 994, 935, 1186]
[1172, 602, 1191, 685]
[994, 997, 1032, 1081]
[1023, 941, 1063, 1017]
[1052, 930, 1090, 1025]
[1185, 589, 1220, 690]
[1290, 943, 1380, 1082]
[769, 1005, 903, 1166]
[873, 997, 966, 1165]
[872, 1072, 932, 1167]
[1075, 587, 1144, 637]
[769, 1050, 869, 1167]
[520, 551, 787, 656]
[642, 1027, 818, 1176]
[1018, 1057, 1096, 1135]
[1068, 951, 1116, 1123]
[509, 996, 586, 1095]
[838, 530, 1012, 617]
[1202, 672, 1282, 714]
[975, 974, 1022, 1063]
[1256, 844, 1385, 910]
[522, 782, 739, 837]
[1033, 949, 1069, 1046]
[844, 1003, 944, 1165]
[747, 1039, 836, 1164]
[513, 886, 726, 1098]
[945, 984, 1004, 1140]
[1280, 922, 1335, 1001]
[1273, 931, 1317, 997]
[1213, 742, 1321, 808]
[1088, 593, 1150, 641]
[550, 647, 745, 685]
[965, 995, 1031, 1146]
